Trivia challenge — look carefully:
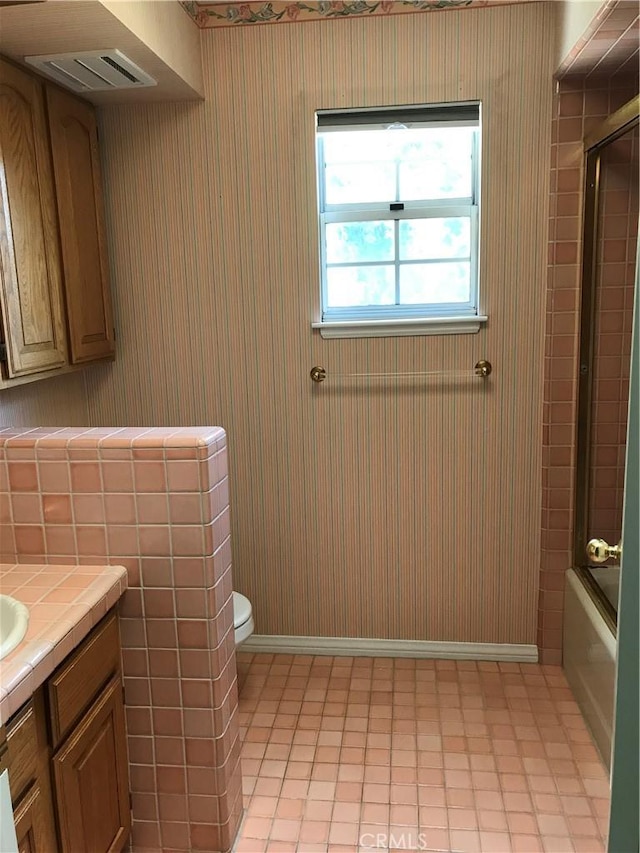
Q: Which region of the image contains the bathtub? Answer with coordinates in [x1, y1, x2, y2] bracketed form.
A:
[563, 567, 618, 768]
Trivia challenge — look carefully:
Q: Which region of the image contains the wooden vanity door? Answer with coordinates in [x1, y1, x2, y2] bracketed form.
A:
[14, 784, 40, 853]
[46, 84, 115, 363]
[0, 58, 68, 377]
[53, 676, 130, 853]
[12, 783, 52, 853]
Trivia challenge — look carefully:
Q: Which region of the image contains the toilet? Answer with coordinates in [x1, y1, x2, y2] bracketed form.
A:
[233, 591, 254, 646]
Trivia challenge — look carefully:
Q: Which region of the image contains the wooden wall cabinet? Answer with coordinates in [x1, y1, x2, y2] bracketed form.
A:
[46, 86, 115, 363]
[2, 611, 130, 853]
[0, 57, 115, 388]
[0, 59, 68, 378]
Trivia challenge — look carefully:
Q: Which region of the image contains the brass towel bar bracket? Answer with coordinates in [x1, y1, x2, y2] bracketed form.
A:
[310, 360, 492, 384]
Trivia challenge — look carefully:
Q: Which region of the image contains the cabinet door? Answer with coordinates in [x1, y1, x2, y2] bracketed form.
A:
[0, 59, 68, 376]
[46, 85, 115, 363]
[6, 691, 58, 853]
[53, 676, 130, 853]
[13, 784, 45, 853]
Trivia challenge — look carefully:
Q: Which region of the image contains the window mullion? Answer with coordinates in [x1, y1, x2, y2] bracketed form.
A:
[472, 129, 479, 205]
[394, 157, 401, 305]
[317, 135, 326, 214]
[322, 198, 473, 215]
[394, 219, 400, 306]
[323, 205, 473, 224]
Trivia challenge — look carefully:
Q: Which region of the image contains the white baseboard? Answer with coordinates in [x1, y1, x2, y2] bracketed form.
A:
[241, 634, 538, 663]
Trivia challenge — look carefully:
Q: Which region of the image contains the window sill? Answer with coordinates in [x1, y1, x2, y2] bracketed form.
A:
[311, 315, 488, 339]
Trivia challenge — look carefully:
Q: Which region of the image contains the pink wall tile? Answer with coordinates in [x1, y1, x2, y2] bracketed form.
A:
[102, 461, 135, 492]
[42, 494, 72, 524]
[170, 493, 204, 525]
[134, 461, 167, 493]
[70, 462, 102, 492]
[104, 493, 136, 524]
[167, 461, 202, 492]
[136, 493, 169, 524]
[12, 494, 43, 524]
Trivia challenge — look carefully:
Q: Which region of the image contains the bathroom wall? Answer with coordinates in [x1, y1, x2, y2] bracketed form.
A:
[0, 373, 89, 428]
[86, 2, 556, 646]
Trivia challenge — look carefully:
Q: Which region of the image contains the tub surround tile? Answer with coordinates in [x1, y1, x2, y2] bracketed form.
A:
[0, 561, 127, 723]
[541, 71, 638, 663]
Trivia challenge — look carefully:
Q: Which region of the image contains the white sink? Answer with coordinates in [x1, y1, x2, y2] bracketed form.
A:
[0, 595, 29, 660]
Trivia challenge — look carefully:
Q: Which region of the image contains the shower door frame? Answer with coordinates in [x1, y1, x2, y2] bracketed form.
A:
[573, 95, 640, 634]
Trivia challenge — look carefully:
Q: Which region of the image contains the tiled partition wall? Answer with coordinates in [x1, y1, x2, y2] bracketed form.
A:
[0, 427, 242, 852]
[539, 71, 638, 663]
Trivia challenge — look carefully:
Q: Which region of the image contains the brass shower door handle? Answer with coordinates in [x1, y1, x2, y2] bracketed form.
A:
[586, 538, 622, 564]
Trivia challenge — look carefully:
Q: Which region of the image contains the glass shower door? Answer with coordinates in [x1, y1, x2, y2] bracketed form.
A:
[575, 104, 639, 626]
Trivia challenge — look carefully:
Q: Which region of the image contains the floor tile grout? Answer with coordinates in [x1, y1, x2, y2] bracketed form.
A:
[235, 654, 609, 853]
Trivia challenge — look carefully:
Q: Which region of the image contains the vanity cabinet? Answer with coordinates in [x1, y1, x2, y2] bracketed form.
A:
[47, 611, 129, 853]
[2, 610, 130, 853]
[0, 56, 114, 387]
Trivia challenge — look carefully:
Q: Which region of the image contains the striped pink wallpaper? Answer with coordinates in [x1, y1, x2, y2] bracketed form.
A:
[14, 3, 557, 645]
[0, 373, 89, 427]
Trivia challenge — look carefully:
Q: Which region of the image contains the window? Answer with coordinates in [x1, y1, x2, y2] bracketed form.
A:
[313, 102, 486, 338]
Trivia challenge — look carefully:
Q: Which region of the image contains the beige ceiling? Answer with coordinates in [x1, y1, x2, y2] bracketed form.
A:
[0, 0, 204, 103]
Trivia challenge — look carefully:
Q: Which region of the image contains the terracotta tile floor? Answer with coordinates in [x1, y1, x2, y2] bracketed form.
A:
[235, 654, 609, 853]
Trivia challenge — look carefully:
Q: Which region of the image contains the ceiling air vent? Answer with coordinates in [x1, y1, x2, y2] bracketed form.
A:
[24, 49, 156, 93]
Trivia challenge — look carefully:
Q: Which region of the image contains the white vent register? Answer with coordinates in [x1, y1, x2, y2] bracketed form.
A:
[24, 49, 156, 93]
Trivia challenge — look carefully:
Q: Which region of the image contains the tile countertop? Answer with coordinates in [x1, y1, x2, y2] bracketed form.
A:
[0, 563, 128, 725]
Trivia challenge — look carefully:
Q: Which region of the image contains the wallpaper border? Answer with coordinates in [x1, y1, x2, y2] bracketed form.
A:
[180, 0, 531, 28]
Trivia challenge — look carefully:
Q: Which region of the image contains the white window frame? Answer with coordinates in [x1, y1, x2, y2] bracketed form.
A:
[312, 103, 487, 339]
